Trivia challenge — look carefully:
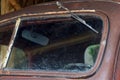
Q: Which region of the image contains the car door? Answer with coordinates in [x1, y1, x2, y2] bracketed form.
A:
[0, 0, 120, 80]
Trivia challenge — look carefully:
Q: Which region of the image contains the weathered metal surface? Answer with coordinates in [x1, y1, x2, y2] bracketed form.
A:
[0, 0, 120, 80]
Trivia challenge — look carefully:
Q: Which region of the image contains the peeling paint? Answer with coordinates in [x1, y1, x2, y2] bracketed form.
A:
[101, 40, 106, 46]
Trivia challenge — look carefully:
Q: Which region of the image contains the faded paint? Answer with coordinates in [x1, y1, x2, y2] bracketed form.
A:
[0, 0, 120, 80]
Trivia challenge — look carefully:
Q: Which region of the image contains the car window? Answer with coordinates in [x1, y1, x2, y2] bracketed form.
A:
[0, 15, 103, 72]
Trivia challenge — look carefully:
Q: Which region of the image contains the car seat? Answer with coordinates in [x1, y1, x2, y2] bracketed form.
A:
[0, 45, 27, 69]
[84, 44, 100, 66]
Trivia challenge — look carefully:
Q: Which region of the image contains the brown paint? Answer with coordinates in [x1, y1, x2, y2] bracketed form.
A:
[0, 0, 120, 80]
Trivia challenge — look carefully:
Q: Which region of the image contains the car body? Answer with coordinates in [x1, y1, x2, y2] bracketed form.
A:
[0, 0, 120, 80]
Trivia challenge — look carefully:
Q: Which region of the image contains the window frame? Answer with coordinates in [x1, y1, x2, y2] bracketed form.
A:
[114, 36, 120, 80]
[0, 11, 109, 78]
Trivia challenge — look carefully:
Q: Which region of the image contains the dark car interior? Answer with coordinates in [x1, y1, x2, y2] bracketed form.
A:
[0, 15, 103, 72]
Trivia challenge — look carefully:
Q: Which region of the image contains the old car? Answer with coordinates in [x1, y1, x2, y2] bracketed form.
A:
[0, 0, 120, 80]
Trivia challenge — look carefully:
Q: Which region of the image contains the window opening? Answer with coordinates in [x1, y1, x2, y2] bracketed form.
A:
[0, 15, 103, 72]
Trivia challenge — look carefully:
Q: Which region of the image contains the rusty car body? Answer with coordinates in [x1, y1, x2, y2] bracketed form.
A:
[0, 0, 120, 80]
